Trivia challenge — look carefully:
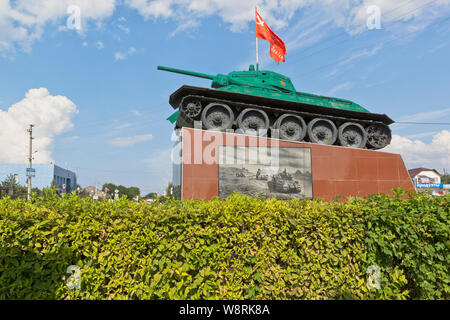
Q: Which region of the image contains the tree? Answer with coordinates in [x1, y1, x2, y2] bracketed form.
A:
[1, 174, 29, 199]
[165, 182, 173, 197]
[127, 187, 140, 199]
[143, 192, 157, 199]
[101, 183, 141, 199]
[1, 174, 20, 189]
[441, 174, 450, 184]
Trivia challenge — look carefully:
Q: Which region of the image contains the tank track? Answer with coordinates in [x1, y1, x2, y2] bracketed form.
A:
[169, 86, 393, 149]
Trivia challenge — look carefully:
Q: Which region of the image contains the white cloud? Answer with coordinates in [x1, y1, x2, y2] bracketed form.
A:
[1, 1, 450, 53]
[384, 130, 450, 171]
[327, 43, 384, 77]
[96, 41, 104, 50]
[114, 46, 136, 60]
[125, 0, 450, 34]
[0, 0, 117, 52]
[64, 135, 80, 142]
[114, 52, 125, 60]
[0, 88, 78, 163]
[117, 24, 130, 33]
[131, 109, 142, 116]
[327, 81, 353, 96]
[114, 122, 134, 130]
[108, 133, 153, 147]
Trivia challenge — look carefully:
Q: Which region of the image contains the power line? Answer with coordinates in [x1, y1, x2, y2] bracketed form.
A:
[296, 15, 450, 78]
[291, 0, 437, 65]
[288, 0, 433, 65]
[395, 122, 450, 125]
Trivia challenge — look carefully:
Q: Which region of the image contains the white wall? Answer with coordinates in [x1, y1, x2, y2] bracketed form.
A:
[414, 170, 441, 184]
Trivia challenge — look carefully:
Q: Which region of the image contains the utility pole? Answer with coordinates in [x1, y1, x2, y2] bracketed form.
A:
[27, 124, 34, 201]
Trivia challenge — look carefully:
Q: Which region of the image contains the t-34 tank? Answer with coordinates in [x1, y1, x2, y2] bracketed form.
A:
[158, 65, 394, 149]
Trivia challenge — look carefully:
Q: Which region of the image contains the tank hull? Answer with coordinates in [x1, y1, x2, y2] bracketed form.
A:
[169, 86, 394, 125]
[168, 86, 393, 149]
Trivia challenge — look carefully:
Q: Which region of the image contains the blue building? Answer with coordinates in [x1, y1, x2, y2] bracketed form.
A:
[0, 164, 77, 193]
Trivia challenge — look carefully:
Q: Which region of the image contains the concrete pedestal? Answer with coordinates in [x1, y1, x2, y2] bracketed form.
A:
[178, 128, 414, 201]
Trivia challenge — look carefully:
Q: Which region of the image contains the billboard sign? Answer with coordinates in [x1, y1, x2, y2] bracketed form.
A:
[416, 183, 443, 189]
[26, 168, 36, 177]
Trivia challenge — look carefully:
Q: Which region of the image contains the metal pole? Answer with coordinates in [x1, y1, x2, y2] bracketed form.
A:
[256, 37, 259, 72]
[255, 7, 259, 72]
[27, 124, 34, 201]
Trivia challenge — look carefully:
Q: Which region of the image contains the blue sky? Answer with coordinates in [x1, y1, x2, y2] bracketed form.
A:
[0, 1, 449, 194]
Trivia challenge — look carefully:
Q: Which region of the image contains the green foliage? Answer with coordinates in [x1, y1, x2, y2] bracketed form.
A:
[0, 174, 35, 199]
[441, 174, 450, 184]
[102, 183, 140, 200]
[0, 191, 448, 300]
[1, 174, 20, 189]
[143, 193, 158, 199]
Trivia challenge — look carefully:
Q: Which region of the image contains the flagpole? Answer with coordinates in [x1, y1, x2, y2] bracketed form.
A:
[256, 37, 259, 72]
[255, 7, 259, 72]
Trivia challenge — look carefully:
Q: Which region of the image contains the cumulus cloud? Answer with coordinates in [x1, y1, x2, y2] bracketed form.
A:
[0, 0, 116, 52]
[108, 133, 153, 147]
[125, 0, 450, 33]
[1, 1, 450, 53]
[0, 88, 78, 163]
[384, 130, 450, 171]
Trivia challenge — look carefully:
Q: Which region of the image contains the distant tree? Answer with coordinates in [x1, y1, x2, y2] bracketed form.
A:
[143, 192, 157, 199]
[1, 174, 20, 189]
[165, 182, 173, 197]
[0, 174, 27, 198]
[127, 187, 140, 200]
[102, 183, 141, 199]
[102, 183, 117, 198]
[442, 174, 450, 184]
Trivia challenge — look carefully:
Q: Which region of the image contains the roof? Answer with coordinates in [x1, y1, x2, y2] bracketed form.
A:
[408, 168, 442, 178]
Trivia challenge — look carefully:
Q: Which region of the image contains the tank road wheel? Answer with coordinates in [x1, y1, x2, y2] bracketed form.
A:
[237, 109, 270, 136]
[201, 103, 234, 131]
[274, 114, 307, 142]
[338, 122, 368, 149]
[180, 98, 202, 119]
[365, 124, 392, 149]
[307, 118, 338, 145]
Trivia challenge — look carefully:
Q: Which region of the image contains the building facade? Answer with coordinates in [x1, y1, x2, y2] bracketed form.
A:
[0, 163, 77, 193]
[408, 167, 448, 195]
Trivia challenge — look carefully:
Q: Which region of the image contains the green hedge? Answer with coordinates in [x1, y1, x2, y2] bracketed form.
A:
[0, 190, 448, 300]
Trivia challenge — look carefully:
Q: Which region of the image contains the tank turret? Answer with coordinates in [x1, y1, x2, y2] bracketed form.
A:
[158, 65, 393, 149]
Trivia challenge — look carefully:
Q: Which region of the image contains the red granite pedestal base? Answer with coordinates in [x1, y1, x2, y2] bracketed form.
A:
[179, 128, 414, 201]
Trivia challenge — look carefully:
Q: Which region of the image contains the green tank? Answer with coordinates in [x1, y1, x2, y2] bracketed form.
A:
[158, 65, 393, 149]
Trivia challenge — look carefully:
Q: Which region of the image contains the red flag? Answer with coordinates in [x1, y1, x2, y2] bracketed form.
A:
[255, 8, 286, 63]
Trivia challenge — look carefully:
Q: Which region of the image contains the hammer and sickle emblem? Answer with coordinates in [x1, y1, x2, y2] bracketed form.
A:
[256, 15, 265, 27]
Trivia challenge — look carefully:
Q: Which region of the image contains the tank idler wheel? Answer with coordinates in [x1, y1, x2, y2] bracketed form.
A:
[180, 98, 202, 119]
[201, 103, 234, 131]
[366, 124, 392, 150]
[338, 122, 368, 149]
[274, 114, 307, 142]
[307, 118, 338, 145]
[237, 109, 269, 136]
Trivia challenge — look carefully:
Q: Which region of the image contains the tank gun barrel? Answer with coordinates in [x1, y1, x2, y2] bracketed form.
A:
[157, 66, 215, 80]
